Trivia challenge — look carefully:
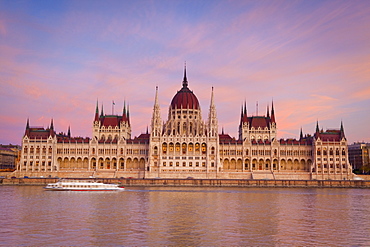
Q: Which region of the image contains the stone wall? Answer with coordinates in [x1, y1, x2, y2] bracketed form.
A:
[1, 177, 369, 188]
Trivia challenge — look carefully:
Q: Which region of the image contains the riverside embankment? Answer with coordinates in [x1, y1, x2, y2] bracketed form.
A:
[1, 178, 370, 188]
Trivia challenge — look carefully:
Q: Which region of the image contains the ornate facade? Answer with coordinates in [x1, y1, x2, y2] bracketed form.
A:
[17, 68, 354, 180]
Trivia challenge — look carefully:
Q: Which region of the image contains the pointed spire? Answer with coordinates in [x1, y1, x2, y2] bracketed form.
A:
[50, 119, 54, 130]
[244, 101, 247, 115]
[67, 126, 71, 138]
[100, 103, 104, 117]
[154, 86, 159, 106]
[25, 118, 30, 136]
[267, 104, 270, 118]
[210, 86, 215, 106]
[340, 120, 346, 139]
[300, 127, 303, 140]
[146, 126, 149, 134]
[316, 120, 320, 133]
[127, 103, 130, 125]
[271, 100, 275, 123]
[182, 62, 188, 88]
[94, 100, 99, 122]
[123, 100, 126, 116]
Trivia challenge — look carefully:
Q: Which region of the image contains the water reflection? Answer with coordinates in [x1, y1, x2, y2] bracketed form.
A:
[0, 186, 369, 246]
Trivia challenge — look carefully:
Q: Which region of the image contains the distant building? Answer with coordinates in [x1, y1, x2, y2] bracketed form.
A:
[348, 143, 370, 174]
[0, 144, 21, 170]
[16, 67, 354, 180]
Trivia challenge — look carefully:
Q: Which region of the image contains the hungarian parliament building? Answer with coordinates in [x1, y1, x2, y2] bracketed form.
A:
[17, 68, 354, 180]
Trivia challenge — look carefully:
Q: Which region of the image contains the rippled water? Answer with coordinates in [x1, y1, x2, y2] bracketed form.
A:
[0, 186, 369, 246]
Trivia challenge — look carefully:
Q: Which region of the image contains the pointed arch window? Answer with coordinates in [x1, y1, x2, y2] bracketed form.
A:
[162, 143, 167, 154]
[175, 143, 180, 153]
[202, 143, 207, 154]
[182, 143, 187, 154]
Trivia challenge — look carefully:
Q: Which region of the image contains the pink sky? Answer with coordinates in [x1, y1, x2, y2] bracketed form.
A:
[1, 0, 369, 145]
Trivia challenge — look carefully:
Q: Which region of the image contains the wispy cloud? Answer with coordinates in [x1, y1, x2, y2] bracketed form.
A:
[1, 0, 370, 144]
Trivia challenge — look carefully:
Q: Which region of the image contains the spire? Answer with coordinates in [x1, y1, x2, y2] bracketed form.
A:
[123, 100, 126, 116]
[316, 120, 320, 133]
[100, 103, 104, 117]
[182, 62, 188, 88]
[25, 118, 30, 136]
[241, 104, 244, 118]
[154, 86, 159, 106]
[50, 119, 54, 130]
[300, 127, 303, 140]
[210, 86, 214, 106]
[267, 104, 270, 118]
[208, 86, 218, 137]
[340, 120, 346, 139]
[127, 103, 130, 125]
[151, 86, 162, 138]
[271, 100, 275, 123]
[244, 101, 247, 115]
[67, 126, 71, 138]
[146, 126, 149, 134]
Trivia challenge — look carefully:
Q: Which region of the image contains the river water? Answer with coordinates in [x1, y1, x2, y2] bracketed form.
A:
[0, 186, 369, 246]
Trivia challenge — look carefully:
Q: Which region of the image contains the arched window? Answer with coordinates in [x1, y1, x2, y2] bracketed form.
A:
[202, 143, 207, 154]
[317, 148, 321, 155]
[342, 148, 346, 155]
[323, 148, 327, 155]
[162, 143, 167, 154]
[154, 146, 158, 155]
[188, 143, 193, 152]
[175, 143, 180, 153]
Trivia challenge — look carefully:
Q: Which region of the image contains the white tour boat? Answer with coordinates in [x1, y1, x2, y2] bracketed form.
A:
[44, 179, 125, 191]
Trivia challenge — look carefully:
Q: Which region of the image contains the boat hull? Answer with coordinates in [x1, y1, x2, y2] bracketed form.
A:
[44, 187, 125, 191]
[44, 179, 125, 192]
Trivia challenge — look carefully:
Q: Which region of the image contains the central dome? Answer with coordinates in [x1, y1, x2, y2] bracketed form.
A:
[170, 67, 200, 110]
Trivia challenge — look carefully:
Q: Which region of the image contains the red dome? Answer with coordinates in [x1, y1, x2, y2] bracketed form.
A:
[170, 66, 200, 110]
[171, 87, 200, 110]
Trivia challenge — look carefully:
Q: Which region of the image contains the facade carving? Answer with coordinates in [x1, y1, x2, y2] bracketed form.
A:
[17, 68, 354, 180]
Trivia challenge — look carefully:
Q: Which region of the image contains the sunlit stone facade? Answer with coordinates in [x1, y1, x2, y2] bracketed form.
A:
[17, 68, 354, 180]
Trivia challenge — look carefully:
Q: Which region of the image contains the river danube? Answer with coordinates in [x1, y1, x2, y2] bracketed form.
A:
[0, 186, 369, 246]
